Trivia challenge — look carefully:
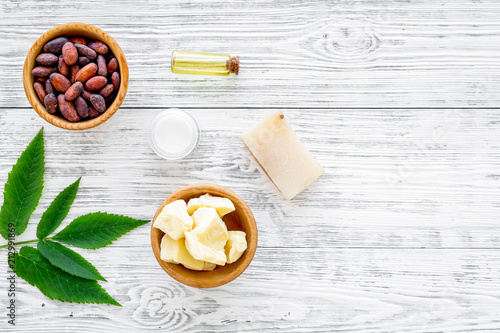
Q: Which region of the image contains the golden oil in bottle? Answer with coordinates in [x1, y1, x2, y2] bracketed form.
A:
[171, 51, 239, 76]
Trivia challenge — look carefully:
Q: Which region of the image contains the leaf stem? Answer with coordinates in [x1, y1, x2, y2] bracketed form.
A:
[0, 237, 52, 249]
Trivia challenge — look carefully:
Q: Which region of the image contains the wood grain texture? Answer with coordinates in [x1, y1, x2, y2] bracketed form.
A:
[1, 0, 500, 331]
[1, 0, 500, 108]
[0, 248, 499, 332]
[2, 108, 499, 249]
[0, 107, 499, 331]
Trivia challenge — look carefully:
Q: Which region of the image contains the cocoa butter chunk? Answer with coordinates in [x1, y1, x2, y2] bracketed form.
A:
[43, 37, 69, 53]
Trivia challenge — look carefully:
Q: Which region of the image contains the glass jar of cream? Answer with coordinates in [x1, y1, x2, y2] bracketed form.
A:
[148, 109, 200, 160]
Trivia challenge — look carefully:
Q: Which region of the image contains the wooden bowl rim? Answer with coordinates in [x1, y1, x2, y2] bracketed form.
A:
[23, 22, 129, 130]
[150, 183, 258, 288]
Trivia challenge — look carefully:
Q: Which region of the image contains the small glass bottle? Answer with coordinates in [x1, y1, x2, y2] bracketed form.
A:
[171, 51, 239, 76]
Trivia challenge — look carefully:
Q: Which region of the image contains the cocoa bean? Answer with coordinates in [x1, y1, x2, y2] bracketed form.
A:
[99, 84, 114, 98]
[58, 56, 69, 76]
[88, 40, 108, 55]
[43, 37, 69, 54]
[62, 42, 78, 66]
[111, 72, 120, 91]
[57, 94, 80, 122]
[75, 63, 98, 83]
[49, 73, 71, 93]
[35, 77, 47, 83]
[97, 55, 107, 76]
[70, 65, 79, 83]
[87, 106, 100, 118]
[90, 94, 106, 113]
[75, 96, 88, 118]
[64, 81, 83, 101]
[107, 58, 118, 74]
[85, 76, 107, 91]
[44, 93, 58, 114]
[108, 58, 118, 74]
[69, 37, 87, 46]
[105, 94, 115, 107]
[74, 43, 97, 59]
[33, 82, 46, 102]
[35, 53, 58, 66]
[32, 66, 55, 78]
[45, 80, 54, 95]
[81, 89, 93, 101]
[78, 56, 91, 67]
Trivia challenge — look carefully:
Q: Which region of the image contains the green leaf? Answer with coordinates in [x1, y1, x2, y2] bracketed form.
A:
[0, 128, 44, 239]
[37, 240, 105, 281]
[36, 178, 81, 239]
[15, 246, 120, 306]
[52, 212, 149, 249]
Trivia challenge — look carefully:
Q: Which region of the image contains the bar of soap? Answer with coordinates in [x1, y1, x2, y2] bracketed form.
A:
[241, 112, 324, 200]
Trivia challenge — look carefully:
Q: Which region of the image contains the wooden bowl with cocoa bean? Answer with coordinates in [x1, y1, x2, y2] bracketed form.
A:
[23, 23, 129, 130]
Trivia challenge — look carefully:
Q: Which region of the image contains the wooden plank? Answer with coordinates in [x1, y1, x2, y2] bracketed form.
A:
[0, 108, 499, 249]
[2, 1, 500, 331]
[1, 248, 499, 332]
[1, 0, 499, 108]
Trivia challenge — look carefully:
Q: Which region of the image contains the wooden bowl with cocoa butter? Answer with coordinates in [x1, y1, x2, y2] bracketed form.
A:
[151, 183, 258, 288]
[23, 23, 129, 130]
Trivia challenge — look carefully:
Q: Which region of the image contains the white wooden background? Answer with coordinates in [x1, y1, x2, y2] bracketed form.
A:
[1, 0, 500, 332]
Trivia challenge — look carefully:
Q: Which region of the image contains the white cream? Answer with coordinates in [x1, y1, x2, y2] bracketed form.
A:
[148, 109, 200, 160]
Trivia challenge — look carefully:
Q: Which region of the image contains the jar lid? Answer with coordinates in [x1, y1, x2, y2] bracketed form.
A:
[148, 109, 200, 160]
